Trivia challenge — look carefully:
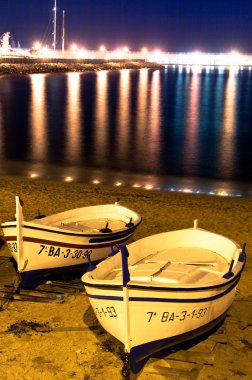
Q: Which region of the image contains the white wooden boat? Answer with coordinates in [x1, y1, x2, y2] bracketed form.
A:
[1, 196, 141, 287]
[82, 221, 246, 375]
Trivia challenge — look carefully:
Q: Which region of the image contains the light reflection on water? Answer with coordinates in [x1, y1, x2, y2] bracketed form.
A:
[184, 66, 200, 173]
[66, 72, 82, 163]
[117, 69, 130, 166]
[219, 67, 237, 177]
[30, 74, 47, 161]
[135, 68, 148, 168]
[148, 70, 161, 170]
[0, 67, 252, 197]
[95, 70, 108, 166]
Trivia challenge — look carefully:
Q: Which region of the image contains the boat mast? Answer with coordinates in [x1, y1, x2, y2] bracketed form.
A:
[53, 0, 57, 52]
[15, 196, 24, 271]
[62, 10, 65, 54]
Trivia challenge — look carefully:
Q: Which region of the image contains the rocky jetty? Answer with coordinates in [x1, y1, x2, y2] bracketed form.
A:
[0, 61, 164, 75]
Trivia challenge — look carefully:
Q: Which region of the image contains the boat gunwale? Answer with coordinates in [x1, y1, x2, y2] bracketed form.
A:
[0, 202, 142, 236]
[0, 217, 142, 238]
[84, 276, 240, 305]
[83, 262, 245, 292]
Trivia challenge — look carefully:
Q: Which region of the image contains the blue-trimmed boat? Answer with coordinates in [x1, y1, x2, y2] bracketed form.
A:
[82, 221, 246, 375]
[1, 196, 141, 287]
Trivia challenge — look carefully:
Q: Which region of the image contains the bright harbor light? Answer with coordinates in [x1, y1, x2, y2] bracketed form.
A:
[150, 49, 163, 63]
[41, 46, 51, 55]
[77, 48, 86, 59]
[33, 41, 42, 50]
[141, 47, 148, 54]
[70, 43, 78, 51]
[99, 45, 106, 52]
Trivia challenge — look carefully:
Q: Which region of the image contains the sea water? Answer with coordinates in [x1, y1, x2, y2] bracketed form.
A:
[0, 66, 252, 197]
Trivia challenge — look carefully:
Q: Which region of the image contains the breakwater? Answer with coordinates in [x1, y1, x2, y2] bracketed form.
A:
[0, 60, 164, 75]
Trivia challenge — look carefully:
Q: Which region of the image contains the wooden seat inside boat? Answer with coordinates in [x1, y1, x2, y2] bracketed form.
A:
[111, 246, 229, 285]
[59, 218, 126, 233]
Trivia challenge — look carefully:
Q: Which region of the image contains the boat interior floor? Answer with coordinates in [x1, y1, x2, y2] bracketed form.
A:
[105, 247, 230, 285]
[58, 218, 127, 233]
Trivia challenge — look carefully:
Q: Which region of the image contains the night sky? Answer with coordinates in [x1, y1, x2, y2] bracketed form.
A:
[1, 0, 252, 53]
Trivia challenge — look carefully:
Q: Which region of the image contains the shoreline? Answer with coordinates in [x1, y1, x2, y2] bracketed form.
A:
[0, 175, 252, 379]
[1, 160, 252, 199]
[0, 61, 164, 76]
[1, 174, 252, 239]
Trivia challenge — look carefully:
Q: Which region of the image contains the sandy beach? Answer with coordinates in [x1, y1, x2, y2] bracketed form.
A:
[0, 175, 252, 379]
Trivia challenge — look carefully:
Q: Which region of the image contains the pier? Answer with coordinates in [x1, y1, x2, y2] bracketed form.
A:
[1, 49, 252, 68]
[2, 28, 252, 68]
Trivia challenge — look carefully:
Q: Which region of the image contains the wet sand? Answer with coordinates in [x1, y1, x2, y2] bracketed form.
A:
[0, 175, 252, 379]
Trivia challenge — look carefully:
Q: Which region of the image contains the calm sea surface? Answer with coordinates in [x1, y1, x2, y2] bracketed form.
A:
[0, 67, 252, 196]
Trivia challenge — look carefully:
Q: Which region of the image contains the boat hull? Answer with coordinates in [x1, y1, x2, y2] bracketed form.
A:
[129, 309, 228, 373]
[2, 223, 137, 287]
[84, 275, 239, 373]
[82, 226, 246, 373]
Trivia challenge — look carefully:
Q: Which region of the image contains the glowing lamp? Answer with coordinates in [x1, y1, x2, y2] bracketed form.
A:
[70, 43, 78, 51]
[141, 47, 148, 54]
[33, 41, 41, 50]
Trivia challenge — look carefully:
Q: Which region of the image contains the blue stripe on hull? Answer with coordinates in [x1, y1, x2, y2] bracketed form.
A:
[87, 293, 123, 301]
[10, 232, 133, 250]
[86, 277, 238, 304]
[129, 310, 228, 374]
[129, 276, 239, 303]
